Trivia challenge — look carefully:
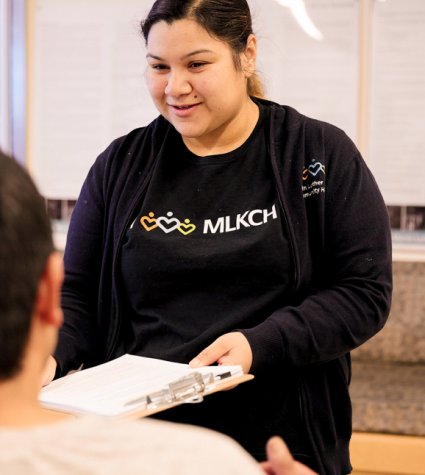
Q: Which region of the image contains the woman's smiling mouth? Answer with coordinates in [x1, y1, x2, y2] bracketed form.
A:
[170, 103, 199, 109]
[168, 103, 201, 116]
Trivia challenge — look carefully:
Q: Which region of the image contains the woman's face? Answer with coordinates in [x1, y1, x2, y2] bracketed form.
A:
[145, 18, 256, 153]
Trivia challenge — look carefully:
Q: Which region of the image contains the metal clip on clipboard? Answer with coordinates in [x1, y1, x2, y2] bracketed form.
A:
[125, 372, 216, 410]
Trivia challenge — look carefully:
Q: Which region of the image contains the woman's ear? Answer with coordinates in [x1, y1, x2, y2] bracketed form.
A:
[241, 34, 257, 78]
[34, 252, 64, 328]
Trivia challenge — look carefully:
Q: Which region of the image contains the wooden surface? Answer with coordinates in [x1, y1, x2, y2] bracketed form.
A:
[351, 432, 425, 475]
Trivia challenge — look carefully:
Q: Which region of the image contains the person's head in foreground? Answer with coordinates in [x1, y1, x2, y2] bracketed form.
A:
[0, 151, 63, 416]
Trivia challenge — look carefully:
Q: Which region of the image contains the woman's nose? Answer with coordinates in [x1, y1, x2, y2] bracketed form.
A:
[164, 71, 192, 97]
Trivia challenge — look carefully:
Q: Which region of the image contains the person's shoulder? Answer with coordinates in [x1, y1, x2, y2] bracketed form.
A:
[256, 97, 350, 139]
[94, 417, 263, 474]
[89, 115, 171, 177]
[104, 114, 170, 156]
[264, 99, 360, 161]
[0, 417, 262, 475]
[107, 416, 248, 453]
[152, 419, 263, 474]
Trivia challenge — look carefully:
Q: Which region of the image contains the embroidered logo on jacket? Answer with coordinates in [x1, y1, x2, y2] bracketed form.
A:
[302, 159, 325, 199]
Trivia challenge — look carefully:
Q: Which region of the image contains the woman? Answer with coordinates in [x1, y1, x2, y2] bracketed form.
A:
[47, 1, 392, 473]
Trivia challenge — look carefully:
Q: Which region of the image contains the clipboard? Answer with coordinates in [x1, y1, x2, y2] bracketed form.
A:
[39, 354, 254, 419]
[122, 371, 254, 420]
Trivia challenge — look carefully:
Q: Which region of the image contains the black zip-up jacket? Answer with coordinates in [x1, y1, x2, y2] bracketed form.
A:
[56, 99, 392, 474]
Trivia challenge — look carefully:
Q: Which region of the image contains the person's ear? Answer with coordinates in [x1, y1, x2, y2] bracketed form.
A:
[34, 252, 64, 328]
[241, 34, 257, 78]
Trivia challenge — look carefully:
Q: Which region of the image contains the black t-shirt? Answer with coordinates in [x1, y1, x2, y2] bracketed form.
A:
[119, 103, 292, 363]
[118, 105, 313, 463]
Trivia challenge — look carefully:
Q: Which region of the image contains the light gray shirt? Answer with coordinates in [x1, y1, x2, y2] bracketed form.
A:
[0, 416, 263, 474]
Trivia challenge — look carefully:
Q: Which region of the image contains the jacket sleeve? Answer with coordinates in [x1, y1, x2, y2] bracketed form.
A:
[241, 140, 392, 373]
[54, 149, 110, 376]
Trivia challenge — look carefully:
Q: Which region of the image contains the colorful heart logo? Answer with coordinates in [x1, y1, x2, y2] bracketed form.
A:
[140, 212, 158, 231]
[156, 212, 181, 233]
[178, 219, 196, 235]
[308, 162, 325, 176]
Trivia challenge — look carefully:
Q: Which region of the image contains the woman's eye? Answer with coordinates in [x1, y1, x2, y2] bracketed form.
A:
[150, 64, 168, 71]
[189, 62, 206, 69]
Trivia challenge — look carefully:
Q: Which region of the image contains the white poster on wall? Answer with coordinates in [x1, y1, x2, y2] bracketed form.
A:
[368, 0, 425, 207]
[367, 0, 425, 248]
[31, 0, 156, 199]
[251, 0, 359, 142]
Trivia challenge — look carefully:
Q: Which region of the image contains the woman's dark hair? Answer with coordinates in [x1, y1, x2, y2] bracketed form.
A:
[141, 0, 265, 98]
[0, 152, 54, 380]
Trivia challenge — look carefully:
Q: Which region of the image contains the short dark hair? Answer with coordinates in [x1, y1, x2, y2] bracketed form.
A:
[141, 0, 264, 98]
[0, 151, 54, 379]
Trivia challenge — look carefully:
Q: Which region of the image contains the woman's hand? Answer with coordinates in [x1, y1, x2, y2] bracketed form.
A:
[41, 355, 57, 387]
[189, 332, 253, 374]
